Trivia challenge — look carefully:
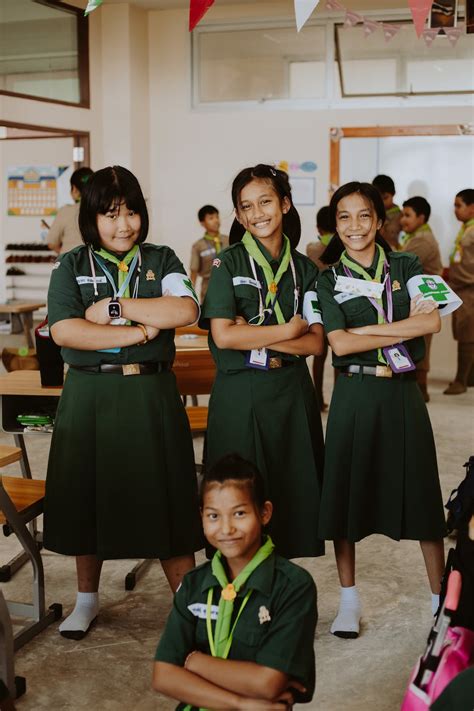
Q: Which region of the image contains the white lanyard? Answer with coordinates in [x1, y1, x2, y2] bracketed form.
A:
[88, 247, 142, 300]
[248, 254, 299, 326]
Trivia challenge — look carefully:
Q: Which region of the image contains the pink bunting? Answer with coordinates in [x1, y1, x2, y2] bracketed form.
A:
[189, 0, 215, 32]
[422, 27, 439, 46]
[382, 23, 402, 42]
[344, 10, 361, 27]
[408, 0, 434, 38]
[363, 19, 379, 37]
[325, 0, 344, 10]
[444, 27, 463, 47]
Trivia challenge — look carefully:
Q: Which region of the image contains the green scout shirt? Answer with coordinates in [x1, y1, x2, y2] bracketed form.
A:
[200, 241, 322, 373]
[155, 552, 317, 708]
[48, 243, 199, 367]
[317, 251, 425, 368]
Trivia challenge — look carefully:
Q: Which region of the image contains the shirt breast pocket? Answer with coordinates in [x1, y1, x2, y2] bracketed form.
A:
[339, 296, 374, 327]
[231, 618, 267, 649]
[233, 284, 260, 321]
[392, 289, 410, 321]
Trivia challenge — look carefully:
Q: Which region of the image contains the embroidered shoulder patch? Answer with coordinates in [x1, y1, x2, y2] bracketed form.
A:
[53, 261, 61, 270]
[212, 258, 221, 268]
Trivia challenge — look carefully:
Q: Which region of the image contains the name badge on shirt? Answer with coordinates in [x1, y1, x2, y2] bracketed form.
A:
[232, 276, 261, 289]
[246, 347, 269, 370]
[200, 248, 216, 258]
[335, 275, 384, 300]
[188, 603, 219, 620]
[76, 276, 107, 285]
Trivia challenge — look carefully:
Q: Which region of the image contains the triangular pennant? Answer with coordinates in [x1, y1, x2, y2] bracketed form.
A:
[363, 18, 379, 37]
[294, 0, 321, 32]
[408, 0, 434, 38]
[189, 0, 215, 32]
[422, 27, 439, 46]
[445, 27, 463, 47]
[344, 10, 362, 27]
[382, 23, 402, 42]
[325, 0, 344, 10]
[84, 0, 102, 15]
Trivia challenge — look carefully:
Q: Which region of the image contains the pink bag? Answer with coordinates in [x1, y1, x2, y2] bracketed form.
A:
[401, 570, 474, 710]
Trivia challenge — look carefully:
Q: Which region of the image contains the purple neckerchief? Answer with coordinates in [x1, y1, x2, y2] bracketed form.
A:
[343, 262, 393, 323]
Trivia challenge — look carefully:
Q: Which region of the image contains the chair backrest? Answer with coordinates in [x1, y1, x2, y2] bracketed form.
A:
[173, 348, 216, 397]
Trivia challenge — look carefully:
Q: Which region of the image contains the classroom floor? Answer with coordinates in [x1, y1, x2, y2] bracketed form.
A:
[1, 328, 473, 710]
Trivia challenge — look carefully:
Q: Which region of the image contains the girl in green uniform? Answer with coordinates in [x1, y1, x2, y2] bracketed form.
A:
[45, 166, 203, 639]
[317, 182, 446, 638]
[201, 164, 325, 559]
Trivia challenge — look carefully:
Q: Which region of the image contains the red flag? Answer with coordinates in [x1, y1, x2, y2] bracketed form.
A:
[189, 0, 215, 32]
[408, 0, 434, 37]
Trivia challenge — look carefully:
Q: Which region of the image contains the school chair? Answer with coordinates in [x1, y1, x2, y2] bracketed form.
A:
[0, 588, 25, 706]
[0, 461, 61, 657]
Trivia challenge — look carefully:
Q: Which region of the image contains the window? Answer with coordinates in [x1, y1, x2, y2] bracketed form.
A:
[195, 24, 327, 103]
[0, 0, 89, 106]
[336, 22, 474, 96]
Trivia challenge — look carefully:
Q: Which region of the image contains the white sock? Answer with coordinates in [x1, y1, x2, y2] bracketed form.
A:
[331, 585, 361, 639]
[431, 593, 440, 616]
[59, 592, 99, 640]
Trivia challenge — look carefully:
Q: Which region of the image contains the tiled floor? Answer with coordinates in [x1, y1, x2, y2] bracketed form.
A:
[1, 330, 473, 710]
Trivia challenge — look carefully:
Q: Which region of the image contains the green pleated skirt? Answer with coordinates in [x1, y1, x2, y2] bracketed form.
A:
[44, 367, 204, 559]
[318, 372, 447, 543]
[207, 360, 325, 558]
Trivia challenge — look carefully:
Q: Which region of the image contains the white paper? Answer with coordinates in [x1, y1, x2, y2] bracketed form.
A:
[335, 275, 385, 299]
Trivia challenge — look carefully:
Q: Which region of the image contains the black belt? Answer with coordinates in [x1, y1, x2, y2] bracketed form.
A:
[341, 365, 416, 380]
[71, 362, 170, 376]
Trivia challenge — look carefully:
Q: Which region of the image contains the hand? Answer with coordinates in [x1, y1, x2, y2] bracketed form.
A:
[409, 294, 438, 317]
[275, 678, 307, 707]
[286, 315, 309, 340]
[85, 298, 112, 325]
[234, 316, 247, 326]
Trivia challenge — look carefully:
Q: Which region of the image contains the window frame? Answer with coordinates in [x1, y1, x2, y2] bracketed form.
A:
[191, 9, 473, 111]
[0, 0, 90, 108]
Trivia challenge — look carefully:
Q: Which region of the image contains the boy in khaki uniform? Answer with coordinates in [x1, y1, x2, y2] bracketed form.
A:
[190, 205, 228, 302]
[400, 196, 443, 401]
[372, 175, 402, 251]
[445, 188, 474, 394]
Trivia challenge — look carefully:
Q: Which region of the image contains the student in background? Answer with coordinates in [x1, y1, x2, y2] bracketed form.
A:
[307, 206, 334, 410]
[400, 196, 443, 402]
[372, 175, 402, 251]
[47, 167, 94, 254]
[444, 188, 474, 395]
[190, 205, 229, 302]
[153, 453, 317, 709]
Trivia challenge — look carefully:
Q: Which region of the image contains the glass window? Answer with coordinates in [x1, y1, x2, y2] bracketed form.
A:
[336, 22, 474, 96]
[196, 24, 326, 103]
[0, 0, 88, 106]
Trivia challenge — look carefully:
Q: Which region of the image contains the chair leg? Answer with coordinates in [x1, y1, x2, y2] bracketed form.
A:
[124, 560, 154, 591]
[0, 591, 15, 700]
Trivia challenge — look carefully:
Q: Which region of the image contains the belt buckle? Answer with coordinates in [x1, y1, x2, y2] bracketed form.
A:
[269, 357, 282, 369]
[375, 365, 392, 378]
[122, 363, 141, 376]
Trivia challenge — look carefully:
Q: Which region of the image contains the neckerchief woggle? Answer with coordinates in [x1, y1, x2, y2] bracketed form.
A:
[182, 536, 275, 711]
[341, 244, 393, 365]
[399, 223, 431, 248]
[242, 231, 298, 325]
[450, 218, 474, 265]
[203, 233, 222, 254]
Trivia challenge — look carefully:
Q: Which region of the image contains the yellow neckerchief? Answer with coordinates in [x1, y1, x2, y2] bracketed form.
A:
[450, 218, 474, 264]
[203, 233, 222, 254]
[400, 223, 431, 248]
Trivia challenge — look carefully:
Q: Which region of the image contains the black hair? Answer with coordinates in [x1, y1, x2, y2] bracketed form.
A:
[403, 196, 431, 222]
[79, 166, 149, 249]
[70, 167, 94, 195]
[372, 174, 396, 196]
[456, 189, 474, 206]
[229, 164, 301, 248]
[199, 453, 267, 510]
[198, 205, 219, 222]
[316, 205, 333, 234]
[320, 181, 390, 265]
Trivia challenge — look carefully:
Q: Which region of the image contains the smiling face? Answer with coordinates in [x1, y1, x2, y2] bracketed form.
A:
[236, 179, 290, 245]
[202, 482, 272, 577]
[335, 192, 382, 262]
[400, 206, 425, 235]
[96, 200, 141, 254]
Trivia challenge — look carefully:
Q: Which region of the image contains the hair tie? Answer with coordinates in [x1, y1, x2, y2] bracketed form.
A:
[270, 168, 277, 177]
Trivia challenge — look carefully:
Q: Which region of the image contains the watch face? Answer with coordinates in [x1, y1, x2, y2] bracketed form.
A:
[108, 301, 121, 319]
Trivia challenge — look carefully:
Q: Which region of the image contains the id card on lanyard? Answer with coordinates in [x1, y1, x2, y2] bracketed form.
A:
[245, 254, 299, 370]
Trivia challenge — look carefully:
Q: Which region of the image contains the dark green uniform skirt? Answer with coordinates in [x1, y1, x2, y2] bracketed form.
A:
[318, 373, 447, 543]
[44, 368, 203, 559]
[207, 360, 325, 558]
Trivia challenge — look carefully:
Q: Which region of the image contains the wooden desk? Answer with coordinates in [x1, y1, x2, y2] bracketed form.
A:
[0, 302, 45, 348]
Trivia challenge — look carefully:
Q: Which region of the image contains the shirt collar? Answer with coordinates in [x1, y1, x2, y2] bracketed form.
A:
[200, 551, 276, 597]
[342, 246, 380, 274]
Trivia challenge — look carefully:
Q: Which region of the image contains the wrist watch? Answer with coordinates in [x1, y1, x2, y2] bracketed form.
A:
[108, 298, 121, 319]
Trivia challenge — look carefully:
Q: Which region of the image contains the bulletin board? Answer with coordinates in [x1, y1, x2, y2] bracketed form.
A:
[7, 165, 59, 216]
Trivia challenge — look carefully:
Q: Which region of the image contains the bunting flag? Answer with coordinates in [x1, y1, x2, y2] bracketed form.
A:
[84, 0, 102, 15]
[363, 19, 379, 37]
[189, 0, 215, 31]
[445, 27, 463, 46]
[422, 27, 439, 46]
[408, 0, 434, 37]
[294, 1, 321, 32]
[344, 10, 362, 27]
[325, 0, 344, 9]
[382, 23, 402, 42]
